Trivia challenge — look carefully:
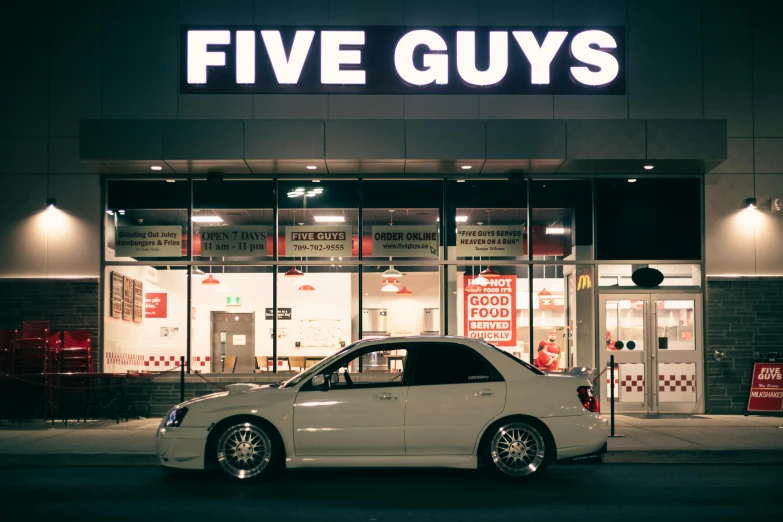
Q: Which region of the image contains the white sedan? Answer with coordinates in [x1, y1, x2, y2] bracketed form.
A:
[156, 336, 608, 481]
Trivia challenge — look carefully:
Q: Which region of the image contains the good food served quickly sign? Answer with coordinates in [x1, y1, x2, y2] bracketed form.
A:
[747, 362, 783, 412]
[463, 275, 516, 347]
[182, 26, 625, 94]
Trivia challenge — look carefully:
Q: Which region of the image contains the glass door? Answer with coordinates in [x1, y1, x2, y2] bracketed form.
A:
[598, 293, 703, 414]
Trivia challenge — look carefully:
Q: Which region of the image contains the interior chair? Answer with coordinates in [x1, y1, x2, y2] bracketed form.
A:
[11, 339, 48, 374]
[288, 356, 305, 373]
[20, 320, 51, 341]
[254, 356, 267, 373]
[61, 330, 93, 373]
[222, 355, 237, 374]
[0, 329, 15, 374]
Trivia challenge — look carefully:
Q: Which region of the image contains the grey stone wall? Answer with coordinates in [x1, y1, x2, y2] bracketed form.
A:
[706, 277, 783, 414]
[0, 278, 100, 365]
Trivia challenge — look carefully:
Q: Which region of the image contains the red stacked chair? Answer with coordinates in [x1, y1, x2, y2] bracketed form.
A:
[48, 332, 62, 373]
[61, 331, 93, 373]
[0, 329, 14, 374]
[19, 320, 51, 342]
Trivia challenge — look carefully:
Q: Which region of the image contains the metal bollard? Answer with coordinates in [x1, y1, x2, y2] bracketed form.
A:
[180, 356, 185, 403]
[609, 354, 624, 438]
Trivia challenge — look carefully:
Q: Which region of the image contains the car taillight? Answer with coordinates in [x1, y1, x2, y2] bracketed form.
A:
[577, 386, 600, 413]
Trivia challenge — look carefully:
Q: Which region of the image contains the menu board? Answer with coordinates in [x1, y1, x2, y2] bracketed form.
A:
[123, 276, 134, 321]
[110, 271, 124, 319]
[133, 279, 144, 323]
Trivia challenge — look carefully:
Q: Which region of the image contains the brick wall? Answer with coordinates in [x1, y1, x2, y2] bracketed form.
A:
[0, 279, 100, 366]
[706, 277, 783, 414]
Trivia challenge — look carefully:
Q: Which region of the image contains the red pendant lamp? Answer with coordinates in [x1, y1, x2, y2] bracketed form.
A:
[396, 286, 413, 296]
[201, 274, 221, 285]
[479, 266, 500, 278]
[298, 284, 315, 291]
[284, 267, 305, 277]
[381, 277, 400, 285]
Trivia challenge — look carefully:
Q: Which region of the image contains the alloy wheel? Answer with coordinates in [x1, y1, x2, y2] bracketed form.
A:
[489, 422, 546, 477]
[217, 423, 272, 479]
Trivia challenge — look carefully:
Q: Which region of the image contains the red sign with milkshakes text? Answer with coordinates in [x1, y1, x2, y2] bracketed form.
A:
[464, 275, 516, 347]
[747, 362, 783, 412]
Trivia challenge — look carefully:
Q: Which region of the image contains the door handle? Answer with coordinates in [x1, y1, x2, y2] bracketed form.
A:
[476, 389, 495, 397]
[375, 392, 395, 401]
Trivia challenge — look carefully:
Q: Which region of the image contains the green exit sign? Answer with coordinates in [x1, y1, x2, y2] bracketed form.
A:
[226, 296, 241, 306]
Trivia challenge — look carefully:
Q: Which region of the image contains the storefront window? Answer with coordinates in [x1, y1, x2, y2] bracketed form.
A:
[105, 180, 189, 262]
[531, 180, 592, 261]
[453, 264, 528, 361]
[192, 180, 274, 262]
[362, 266, 441, 337]
[103, 265, 188, 372]
[191, 265, 273, 374]
[275, 265, 358, 373]
[531, 264, 595, 371]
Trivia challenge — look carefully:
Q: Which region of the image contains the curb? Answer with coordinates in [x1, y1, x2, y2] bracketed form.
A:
[603, 450, 783, 464]
[0, 454, 158, 467]
[2, 450, 782, 467]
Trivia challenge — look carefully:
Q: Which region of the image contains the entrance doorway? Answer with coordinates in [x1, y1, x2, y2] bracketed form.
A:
[211, 312, 255, 373]
[598, 293, 703, 414]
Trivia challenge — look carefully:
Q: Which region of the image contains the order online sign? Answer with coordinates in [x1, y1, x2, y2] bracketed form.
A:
[181, 26, 626, 95]
[464, 275, 516, 347]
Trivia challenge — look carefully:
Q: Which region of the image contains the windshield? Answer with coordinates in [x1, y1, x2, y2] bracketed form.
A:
[279, 342, 361, 388]
[484, 342, 545, 375]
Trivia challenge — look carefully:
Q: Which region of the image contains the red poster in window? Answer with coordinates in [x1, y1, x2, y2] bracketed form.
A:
[747, 362, 783, 412]
[463, 275, 516, 347]
[145, 293, 167, 319]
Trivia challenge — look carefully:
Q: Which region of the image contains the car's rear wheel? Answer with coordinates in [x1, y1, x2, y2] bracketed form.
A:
[485, 421, 551, 480]
[216, 422, 279, 481]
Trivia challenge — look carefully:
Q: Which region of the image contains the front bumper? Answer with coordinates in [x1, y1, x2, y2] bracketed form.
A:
[156, 426, 208, 470]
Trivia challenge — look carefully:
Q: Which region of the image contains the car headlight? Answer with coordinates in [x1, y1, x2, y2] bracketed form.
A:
[164, 407, 188, 427]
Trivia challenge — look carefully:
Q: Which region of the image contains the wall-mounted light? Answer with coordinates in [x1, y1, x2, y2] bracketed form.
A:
[745, 197, 757, 209]
[46, 198, 57, 210]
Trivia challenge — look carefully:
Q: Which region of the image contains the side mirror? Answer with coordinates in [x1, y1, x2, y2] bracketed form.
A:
[311, 374, 326, 387]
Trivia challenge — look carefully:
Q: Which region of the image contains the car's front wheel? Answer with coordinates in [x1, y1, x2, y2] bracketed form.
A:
[485, 421, 551, 480]
[215, 421, 280, 481]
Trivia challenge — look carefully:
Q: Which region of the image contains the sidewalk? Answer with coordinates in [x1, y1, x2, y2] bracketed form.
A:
[0, 414, 781, 466]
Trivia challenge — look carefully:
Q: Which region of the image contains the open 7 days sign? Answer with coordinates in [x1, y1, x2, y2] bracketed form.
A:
[182, 26, 625, 95]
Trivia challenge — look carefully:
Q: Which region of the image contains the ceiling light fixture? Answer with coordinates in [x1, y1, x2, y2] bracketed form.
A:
[479, 266, 500, 278]
[201, 274, 221, 285]
[628, 179, 637, 183]
[191, 216, 224, 223]
[382, 283, 399, 293]
[473, 274, 491, 287]
[643, 165, 654, 170]
[46, 198, 57, 210]
[118, 210, 125, 215]
[312, 180, 320, 183]
[461, 165, 472, 170]
[313, 215, 345, 223]
[150, 165, 163, 171]
[545, 227, 565, 235]
[455, 216, 468, 223]
[381, 278, 400, 285]
[284, 267, 305, 277]
[382, 266, 402, 278]
[166, 179, 175, 183]
[745, 197, 757, 209]
[299, 284, 315, 291]
[396, 286, 413, 296]
[106, 210, 114, 216]
[306, 165, 317, 170]
[457, 180, 466, 183]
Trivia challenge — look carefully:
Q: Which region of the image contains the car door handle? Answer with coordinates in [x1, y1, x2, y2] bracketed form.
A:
[476, 389, 495, 397]
[375, 392, 395, 401]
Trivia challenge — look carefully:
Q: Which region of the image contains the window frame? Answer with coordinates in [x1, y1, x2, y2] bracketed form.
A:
[300, 343, 412, 391]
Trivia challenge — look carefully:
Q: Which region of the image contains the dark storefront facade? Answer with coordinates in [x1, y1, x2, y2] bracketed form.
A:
[2, 0, 782, 415]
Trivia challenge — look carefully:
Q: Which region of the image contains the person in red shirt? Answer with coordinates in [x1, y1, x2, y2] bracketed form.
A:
[534, 331, 561, 372]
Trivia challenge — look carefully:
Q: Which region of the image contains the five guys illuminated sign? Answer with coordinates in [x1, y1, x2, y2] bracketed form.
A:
[181, 26, 625, 95]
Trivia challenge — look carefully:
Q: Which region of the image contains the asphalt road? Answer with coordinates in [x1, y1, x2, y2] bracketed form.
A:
[2, 464, 781, 521]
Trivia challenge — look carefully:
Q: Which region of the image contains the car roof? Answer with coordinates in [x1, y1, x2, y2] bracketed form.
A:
[356, 335, 484, 347]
